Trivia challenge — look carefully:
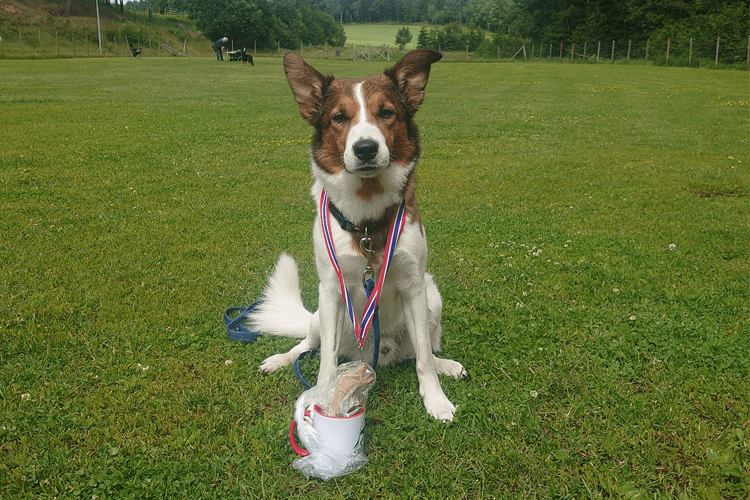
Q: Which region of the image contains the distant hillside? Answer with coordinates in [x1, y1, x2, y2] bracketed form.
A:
[1, 0, 128, 21]
[1, 0, 206, 58]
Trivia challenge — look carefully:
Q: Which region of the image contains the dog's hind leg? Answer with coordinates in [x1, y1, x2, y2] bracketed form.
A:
[425, 274, 468, 380]
[259, 312, 320, 373]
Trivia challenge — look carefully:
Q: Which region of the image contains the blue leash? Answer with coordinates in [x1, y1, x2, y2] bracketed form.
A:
[224, 282, 381, 389]
[223, 303, 263, 342]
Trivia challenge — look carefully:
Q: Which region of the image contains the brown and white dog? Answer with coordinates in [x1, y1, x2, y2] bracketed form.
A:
[248, 50, 466, 421]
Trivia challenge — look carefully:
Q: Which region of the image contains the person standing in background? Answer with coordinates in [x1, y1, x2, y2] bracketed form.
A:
[213, 37, 228, 61]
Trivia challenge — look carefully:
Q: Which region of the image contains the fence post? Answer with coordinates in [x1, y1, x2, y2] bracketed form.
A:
[570, 43, 574, 62]
[611, 40, 615, 62]
[559, 42, 563, 61]
[666, 38, 670, 66]
[746, 35, 749, 71]
[498, 45, 500, 59]
[583, 42, 587, 60]
[56, 30, 59, 57]
[597, 41, 601, 63]
[183, 39, 187, 56]
[86, 34, 89, 57]
[466, 44, 468, 61]
[689, 37, 693, 67]
[627, 39, 631, 63]
[39, 29, 42, 56]
[715, 37, 720, 68]
[19, 28, 23, 56]
[549, 43, 552, 60]
[646, 38, 649, 61]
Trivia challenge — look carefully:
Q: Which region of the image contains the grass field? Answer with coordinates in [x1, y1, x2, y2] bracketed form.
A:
[344, 23, 420, 50]
[1, 56, 748, 498]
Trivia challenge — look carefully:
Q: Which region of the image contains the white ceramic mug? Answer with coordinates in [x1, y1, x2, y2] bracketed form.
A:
[290, 405, 365, 456]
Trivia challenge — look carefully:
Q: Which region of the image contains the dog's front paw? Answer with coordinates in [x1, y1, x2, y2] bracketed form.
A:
[423, 393, 457, 422]
[259, 353, 293, 373]
[434, 357, 469, 379]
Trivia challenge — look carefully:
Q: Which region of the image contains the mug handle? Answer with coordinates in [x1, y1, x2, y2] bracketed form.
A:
[289, 410, 312, 457]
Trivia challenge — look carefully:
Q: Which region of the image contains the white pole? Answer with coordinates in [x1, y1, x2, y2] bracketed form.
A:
[95, 0, 103, 55]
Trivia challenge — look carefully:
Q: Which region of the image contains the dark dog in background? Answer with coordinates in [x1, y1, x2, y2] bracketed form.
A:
[241, 48, 254, 66]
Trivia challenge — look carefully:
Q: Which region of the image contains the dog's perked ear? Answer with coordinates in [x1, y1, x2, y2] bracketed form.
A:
[283, 52, 334, 126]
[384, 49, 442, 115]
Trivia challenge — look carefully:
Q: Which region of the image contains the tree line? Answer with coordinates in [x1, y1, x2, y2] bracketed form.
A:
[120, 0, 346, 50]
[114, 0, 748, 63]
[325, 0, 748, 63]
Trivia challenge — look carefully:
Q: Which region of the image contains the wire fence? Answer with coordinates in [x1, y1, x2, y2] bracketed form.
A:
[490, 36, 750, 69]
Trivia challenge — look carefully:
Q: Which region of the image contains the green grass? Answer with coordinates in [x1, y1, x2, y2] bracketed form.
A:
[344, 23, 420, 50]
[1, 56, 748, 499]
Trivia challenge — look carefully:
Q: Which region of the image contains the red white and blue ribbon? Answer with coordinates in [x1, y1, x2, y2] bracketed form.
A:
[319, 189, 407, 347]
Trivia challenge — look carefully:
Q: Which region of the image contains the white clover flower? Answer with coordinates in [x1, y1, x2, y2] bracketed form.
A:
[669, 244, 676, 250]
[21, 393, 30, 401]
[224, 360, 233, 366]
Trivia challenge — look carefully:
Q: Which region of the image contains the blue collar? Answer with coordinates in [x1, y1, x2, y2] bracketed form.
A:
[328, 202, 392, 234]
[328, 203, 360, 233]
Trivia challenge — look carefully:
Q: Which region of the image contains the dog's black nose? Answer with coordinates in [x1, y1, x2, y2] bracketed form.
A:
[353, 139, 378, 162]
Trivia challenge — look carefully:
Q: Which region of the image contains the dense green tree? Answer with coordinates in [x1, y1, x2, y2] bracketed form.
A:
[416, 23, 485, 50]
[177, 0, 345, 49]
[395, 26, 413, 48]
[417, 26, 432, 48]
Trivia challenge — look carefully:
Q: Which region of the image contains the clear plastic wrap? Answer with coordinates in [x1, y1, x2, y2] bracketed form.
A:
[289, 361, 376, 480]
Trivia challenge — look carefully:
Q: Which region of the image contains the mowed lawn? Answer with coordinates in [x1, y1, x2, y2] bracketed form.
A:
[1, 56, 748, 499]
[344, 23, 420, 49]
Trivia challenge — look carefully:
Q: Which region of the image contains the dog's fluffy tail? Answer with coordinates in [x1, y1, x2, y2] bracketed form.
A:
[246, 253, 312, 338]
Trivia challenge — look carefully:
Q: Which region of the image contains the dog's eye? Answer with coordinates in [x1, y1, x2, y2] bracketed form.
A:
[332, 113, 349, 124]
[378, 108, 395, 120]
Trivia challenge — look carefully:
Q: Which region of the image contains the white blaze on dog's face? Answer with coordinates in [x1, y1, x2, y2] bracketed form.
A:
[341, 82, 395, 176]
[283, 50, 441, 207]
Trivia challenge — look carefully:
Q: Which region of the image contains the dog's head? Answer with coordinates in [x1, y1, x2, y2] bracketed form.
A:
[283, 50, 442, 180]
